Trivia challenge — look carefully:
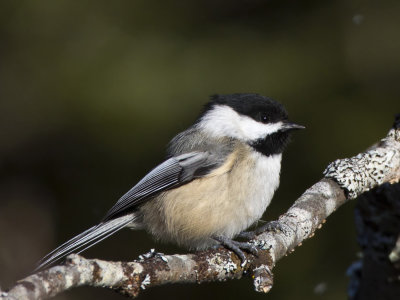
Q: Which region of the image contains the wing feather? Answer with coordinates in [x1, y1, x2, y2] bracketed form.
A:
[36, 152, 216, 270]
[35, 214, 136, 271]
[102, 152, 211, 221]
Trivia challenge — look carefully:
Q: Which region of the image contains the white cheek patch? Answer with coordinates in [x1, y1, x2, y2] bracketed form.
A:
[197, 105, 283, 141]
[197, 105, 242, 139]
[239, 117, 283, 141]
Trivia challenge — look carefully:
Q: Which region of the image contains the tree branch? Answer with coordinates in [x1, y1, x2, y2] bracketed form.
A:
[2, 115, 400, 300]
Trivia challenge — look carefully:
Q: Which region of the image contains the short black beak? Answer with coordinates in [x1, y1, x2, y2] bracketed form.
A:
[281, 122, 305, 131]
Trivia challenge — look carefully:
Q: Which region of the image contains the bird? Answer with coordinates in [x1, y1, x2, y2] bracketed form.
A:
[36, 93, 304, 271]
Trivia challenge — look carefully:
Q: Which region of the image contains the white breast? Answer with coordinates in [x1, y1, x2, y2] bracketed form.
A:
[244, 152, 282, 225]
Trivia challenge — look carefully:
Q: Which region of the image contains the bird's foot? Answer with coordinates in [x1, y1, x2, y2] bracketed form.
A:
[238, 221, 289, 240]
[213, 235, 259, 266]
[236, 231, 256, 240]
[255, 220, 289, 235]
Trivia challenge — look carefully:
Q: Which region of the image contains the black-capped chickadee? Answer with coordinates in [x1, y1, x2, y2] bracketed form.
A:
[36, 93, 304, 270]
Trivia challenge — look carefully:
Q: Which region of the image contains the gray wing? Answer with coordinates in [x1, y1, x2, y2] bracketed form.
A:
[35, 151, 218, 271]
[102, 151, 215, 221]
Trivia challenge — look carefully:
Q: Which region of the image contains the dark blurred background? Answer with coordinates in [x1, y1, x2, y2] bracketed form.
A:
[0, 0, 399, 299]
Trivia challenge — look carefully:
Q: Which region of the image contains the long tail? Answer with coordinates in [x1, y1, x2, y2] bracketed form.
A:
[35, 214, 137, 272]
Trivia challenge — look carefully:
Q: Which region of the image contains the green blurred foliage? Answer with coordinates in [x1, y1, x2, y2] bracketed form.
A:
[0, 0, 399, 299]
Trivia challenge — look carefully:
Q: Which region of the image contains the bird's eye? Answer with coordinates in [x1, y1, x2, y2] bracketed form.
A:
[260, 113, 269, 123]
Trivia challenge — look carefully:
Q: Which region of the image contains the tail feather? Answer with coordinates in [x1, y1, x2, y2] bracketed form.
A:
[35, 214, 137, 272]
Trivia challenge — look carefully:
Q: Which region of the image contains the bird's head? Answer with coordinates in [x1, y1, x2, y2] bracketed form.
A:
[197, 93, 304, 155]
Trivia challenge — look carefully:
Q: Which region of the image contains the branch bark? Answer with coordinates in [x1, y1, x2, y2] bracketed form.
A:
[2, 115, 400, 300]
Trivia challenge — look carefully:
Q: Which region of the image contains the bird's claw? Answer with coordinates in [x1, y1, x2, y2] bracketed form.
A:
[236, 231, 256, 240]
[255, 220, 289, 235]
[213, 236, 259, 266]
[238, 221, 289, 241]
